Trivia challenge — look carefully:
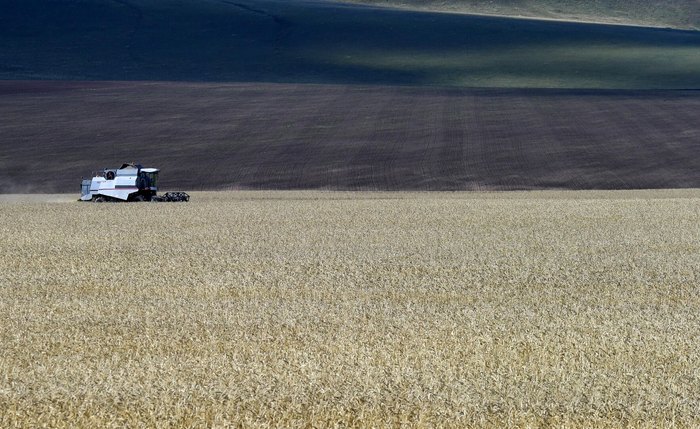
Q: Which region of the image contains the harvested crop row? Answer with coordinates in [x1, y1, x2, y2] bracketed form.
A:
[1, 190, 699, 428]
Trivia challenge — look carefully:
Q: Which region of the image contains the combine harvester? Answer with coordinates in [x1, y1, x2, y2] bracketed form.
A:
[80, 163, 189, 202]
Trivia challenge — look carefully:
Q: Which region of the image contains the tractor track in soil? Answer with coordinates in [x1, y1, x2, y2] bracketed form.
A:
[109, 0, 144, 63]
[218, 0, 292, 56]
[1, 81, 699, 193]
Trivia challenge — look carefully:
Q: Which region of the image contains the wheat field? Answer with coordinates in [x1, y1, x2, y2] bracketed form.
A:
[1, 191, 699, 428]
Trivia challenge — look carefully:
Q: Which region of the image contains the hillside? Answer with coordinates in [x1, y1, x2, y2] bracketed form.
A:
[341, 0, 700, 30]
[1, 0, 699, 88]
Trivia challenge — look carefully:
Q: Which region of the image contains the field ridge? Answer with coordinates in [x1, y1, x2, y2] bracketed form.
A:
[337, 0, 700, 30]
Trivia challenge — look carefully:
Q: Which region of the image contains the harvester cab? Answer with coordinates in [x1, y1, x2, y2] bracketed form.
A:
[80, 163, 188, 203]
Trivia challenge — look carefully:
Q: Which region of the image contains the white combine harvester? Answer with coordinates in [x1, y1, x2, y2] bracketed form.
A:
[80, 163, 189, 202]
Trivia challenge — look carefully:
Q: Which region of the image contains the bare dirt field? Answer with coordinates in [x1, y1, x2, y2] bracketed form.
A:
[1, 190, 699, 427]
[1, 81, 699, 193]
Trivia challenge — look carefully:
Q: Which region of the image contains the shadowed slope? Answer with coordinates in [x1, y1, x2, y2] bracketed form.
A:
[1, 81, 698, 192]
[1, 0, 699, 88]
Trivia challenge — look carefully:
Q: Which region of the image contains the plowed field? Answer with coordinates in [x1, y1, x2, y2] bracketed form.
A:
[1, 81, 698, 192]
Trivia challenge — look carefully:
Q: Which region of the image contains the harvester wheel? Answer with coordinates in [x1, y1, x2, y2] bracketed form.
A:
[132, 195, 146, 202]
[94, 196, 106, 203]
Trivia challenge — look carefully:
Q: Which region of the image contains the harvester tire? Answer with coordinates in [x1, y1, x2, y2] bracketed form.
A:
[132, 195, 146, 202]
[94, 196, 106, 203]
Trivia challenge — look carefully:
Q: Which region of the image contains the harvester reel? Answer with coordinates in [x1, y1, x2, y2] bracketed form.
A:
[149, 192, 190, 203]
[163, 192, 190, 202]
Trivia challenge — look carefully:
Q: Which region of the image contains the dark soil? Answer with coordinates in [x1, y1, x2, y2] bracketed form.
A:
[1, 81, 698, 192]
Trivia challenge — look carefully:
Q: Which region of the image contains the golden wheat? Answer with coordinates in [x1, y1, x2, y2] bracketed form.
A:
[1, 190, 699, 428]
